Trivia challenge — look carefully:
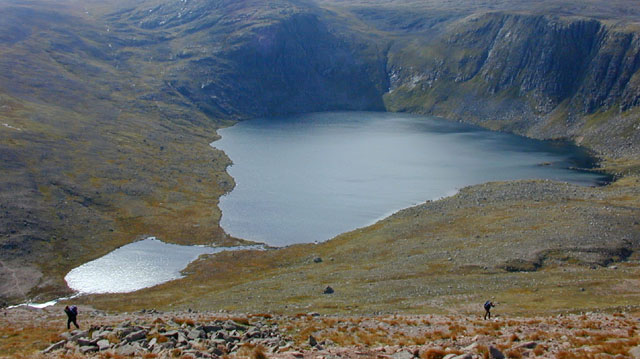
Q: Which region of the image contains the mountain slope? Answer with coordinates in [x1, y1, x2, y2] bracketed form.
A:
[1, 0, 640, 306]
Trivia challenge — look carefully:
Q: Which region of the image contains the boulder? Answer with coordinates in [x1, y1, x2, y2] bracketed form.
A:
[42, 340, 65, 353]
[124, 329, 147, 342]
[162, 330, 180, 338]
[489, 345, 505, 359]
[202, 325, 223, 333]
[116, 327, 136, 338]
[630, 345, 640, 358]
[323, 286, 334, 294]
[188, 329, 205, 340]
[76, 337, 93, 346]
[116, 344, 139, 356]
[211, 339, 227, 346]
[79, 345, 98, 354]
[516, 341, 537, 349]
[97, 339, 110, 351]
[309, 335, 318, 347]
[223, 320, 247, 332]
[391, 350, 414, 359]
[61, 330, 88, 341]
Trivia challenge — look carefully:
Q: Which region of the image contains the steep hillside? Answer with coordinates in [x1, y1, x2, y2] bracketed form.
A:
[102, 0, 389, 118]
[0, 0, 389, 304]
[383, 13, 640, 163]
[0, 0, 240, 304]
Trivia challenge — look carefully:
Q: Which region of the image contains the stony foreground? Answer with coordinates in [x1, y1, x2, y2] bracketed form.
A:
[2, 306, 640, 358]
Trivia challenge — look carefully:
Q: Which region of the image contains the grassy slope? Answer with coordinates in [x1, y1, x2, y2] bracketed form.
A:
[0, 1, 242, 303]
[82, 177, 640, 315]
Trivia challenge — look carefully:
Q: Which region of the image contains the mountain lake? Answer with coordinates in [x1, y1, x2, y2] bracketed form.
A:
[213, 111, 609, 247]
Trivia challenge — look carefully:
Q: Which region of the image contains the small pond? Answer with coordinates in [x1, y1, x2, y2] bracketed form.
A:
[65, 237, 260, 294]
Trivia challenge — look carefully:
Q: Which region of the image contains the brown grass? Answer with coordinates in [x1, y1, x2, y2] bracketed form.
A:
[421, 348, 447, 359]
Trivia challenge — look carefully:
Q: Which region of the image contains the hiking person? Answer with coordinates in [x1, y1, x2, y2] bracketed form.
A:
[64, 305, 79, 329]
[483, 300, 495, 320]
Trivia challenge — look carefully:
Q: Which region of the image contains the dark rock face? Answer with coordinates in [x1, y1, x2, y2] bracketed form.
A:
[385, 13, 640, 158]
[42, 317, 293, 357]
[108, 0, 389, 120]
[212, 13, 387, 117]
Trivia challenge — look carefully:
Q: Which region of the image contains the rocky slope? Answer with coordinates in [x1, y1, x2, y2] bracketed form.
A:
[384, 13, 640, 161]
[3, 306, 640, 358]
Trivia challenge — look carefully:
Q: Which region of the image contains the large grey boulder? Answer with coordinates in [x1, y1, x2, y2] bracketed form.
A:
[79, 345, 98, 354]
[76, 337, 93, 346]
[124, 329, 147, 342]
[117, 343, 141, 356]
[42, 340, 65, 353]
[188, 328, 205, 340]
[97, 339, 110, 351]
[201, 325, 222, 333]
[162, 330, 179, 338]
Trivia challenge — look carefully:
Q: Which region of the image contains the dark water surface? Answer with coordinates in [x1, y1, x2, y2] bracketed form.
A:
[212, 112, 607, 247]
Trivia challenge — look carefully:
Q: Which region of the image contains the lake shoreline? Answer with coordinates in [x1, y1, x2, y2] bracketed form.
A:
[211, 111, 613, 247]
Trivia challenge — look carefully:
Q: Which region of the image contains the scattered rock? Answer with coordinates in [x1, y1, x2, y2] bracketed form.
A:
[42, 340, 65, 353]
[124, 329, 147, 342]
[391, 350, 415, 359]
[188, 329, 205, 340]
[76, 337, 93, 346]
[516, 341, 537, 349]
[97, 339, 110, 351]
[79, 345, 98, 354]
[463, 342, 478, 351]
[629, 345, 640, 358]
[116, 344, 139, 356]
[202, 325, 222, 333]
[163, 330, 179, 338]
[489, 345, 505, 359]
[323, 286, 334, 294]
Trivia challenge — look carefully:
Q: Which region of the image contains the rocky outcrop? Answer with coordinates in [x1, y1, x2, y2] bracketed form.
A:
[108, 0, 389, 120]
[43, 317, 292, 357]
[384, 13, 640, 159]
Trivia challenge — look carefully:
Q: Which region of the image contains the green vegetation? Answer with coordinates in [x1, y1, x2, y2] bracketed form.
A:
[80, 177, 640, 315]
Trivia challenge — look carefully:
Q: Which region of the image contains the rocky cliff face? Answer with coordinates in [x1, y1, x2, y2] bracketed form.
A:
[113, 4, 640, 159]
[106, 0, 389, 119]
[384, 13, 640, 160]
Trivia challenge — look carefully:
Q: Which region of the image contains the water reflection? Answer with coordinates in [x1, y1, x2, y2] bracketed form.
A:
[65, 237, 261, 294]
[212, 111, 608, 247]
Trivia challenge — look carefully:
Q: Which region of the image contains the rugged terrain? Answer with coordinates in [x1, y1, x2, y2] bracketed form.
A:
[1, 0, 640, 328]
[3, 306, 640, 358]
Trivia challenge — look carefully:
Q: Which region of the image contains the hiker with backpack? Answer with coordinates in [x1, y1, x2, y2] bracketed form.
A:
[64, 305, 79, 329]
[483, 300, 495, 320]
